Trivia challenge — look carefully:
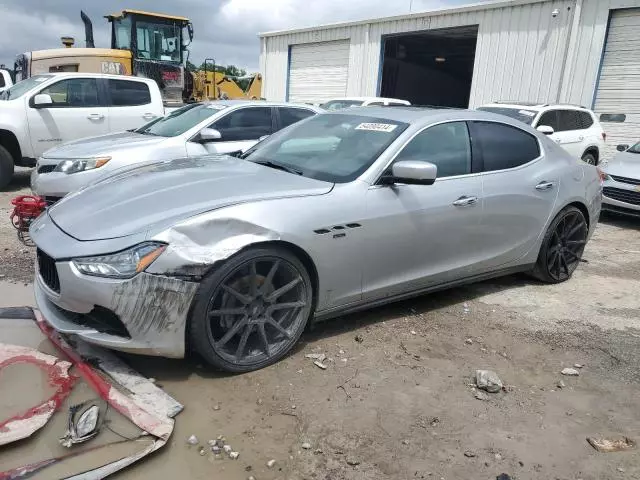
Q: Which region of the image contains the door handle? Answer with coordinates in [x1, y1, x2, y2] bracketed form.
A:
[87, 114, 104, 120]
[143, 113, 156, 120]
[452, 195, 478, 207]
[535, 181, 555, 191]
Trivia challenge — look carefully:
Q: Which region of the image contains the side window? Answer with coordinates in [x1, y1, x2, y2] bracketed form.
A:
[39, 78, 100, 107]
[473, 122, 540, 172]
[278, 107, 315, 128]
[210, 107, 272, 141]
[577, 111, 594, 129]
[388, 102, 408, 107]
[0, 75, 5, 88]
[557, 110, 582, 131]
[395, 122, 471, 178]
[537, 110, 559, 131]
[108, 79, 151, 106]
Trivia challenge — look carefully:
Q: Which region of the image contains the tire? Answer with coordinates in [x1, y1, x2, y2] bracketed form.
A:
[581, 152, 597, 166]
[530, 206, 588, 284]
[0, 144, 15, 190]
[189, 246, 313, 372]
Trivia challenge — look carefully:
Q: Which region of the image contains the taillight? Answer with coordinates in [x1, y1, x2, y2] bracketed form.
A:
[602, 132, 607, 142]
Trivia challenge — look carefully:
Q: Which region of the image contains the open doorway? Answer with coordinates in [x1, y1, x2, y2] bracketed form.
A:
[380, 25, 478, 108]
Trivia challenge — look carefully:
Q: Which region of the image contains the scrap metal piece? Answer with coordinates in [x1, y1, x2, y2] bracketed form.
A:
[0, 343, 76, 446]
[587, 436, 636, 453]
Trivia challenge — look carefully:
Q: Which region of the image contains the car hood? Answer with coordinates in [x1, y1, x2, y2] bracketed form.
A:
[48, 155, 333, 241]
[604, 151, 640, 178]
[42, 131, 168, 159]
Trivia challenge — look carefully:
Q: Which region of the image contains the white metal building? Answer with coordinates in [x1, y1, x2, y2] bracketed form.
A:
[259, 0, 640, 158]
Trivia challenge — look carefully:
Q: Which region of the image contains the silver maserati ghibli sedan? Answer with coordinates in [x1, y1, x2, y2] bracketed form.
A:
[30, 107, 602, 372]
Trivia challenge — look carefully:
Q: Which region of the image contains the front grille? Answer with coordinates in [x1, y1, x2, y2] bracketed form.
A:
[37, 165, 56, 174]
[610, 174, 640, 186]
[50, 303, 131, 338]
[603, 187, 640, 206]
[37, 249, 60, 293]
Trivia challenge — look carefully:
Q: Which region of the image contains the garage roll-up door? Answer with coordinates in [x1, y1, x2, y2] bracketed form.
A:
[288, 40, 350, 104]
[594, 9, 640, 160]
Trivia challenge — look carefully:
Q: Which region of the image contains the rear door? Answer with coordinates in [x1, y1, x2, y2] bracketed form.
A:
[105, 78, 162, 132]
[26, 77, 109, 157]
[274, 106, 317, 131]
[192, 106, 275, 155]
[471, 121, 559, 272]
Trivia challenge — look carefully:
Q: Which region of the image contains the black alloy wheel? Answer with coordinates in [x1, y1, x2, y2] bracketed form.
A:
[532, 206, 588, 283]
[190, 247, 313, 372]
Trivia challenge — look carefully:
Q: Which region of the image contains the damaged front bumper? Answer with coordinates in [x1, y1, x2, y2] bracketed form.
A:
[35, 263, 198, 359]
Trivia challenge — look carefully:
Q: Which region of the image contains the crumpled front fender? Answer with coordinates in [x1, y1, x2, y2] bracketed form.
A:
[147, 214, 281, 279]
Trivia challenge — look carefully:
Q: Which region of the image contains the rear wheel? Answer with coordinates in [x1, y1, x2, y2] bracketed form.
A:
[531, 206, 588, 283]
[581, 152, 597, 166]
[0, 144, 15, 190]
[189, 246, 313, 372]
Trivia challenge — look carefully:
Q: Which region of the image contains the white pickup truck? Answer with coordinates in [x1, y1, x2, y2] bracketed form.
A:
[0, 72, 165, 189]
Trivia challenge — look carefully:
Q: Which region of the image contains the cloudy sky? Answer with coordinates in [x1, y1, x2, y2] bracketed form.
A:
[0, 0, 478, 72]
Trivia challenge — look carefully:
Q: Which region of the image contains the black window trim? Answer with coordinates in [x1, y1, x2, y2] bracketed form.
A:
[103, 77, 152, 107]
[273, 105, 318, 130]
[468, 120, 544, 175]
[372, 119, 480, 186]
[189, 105, 276, 144]
[29, 76, 107, 109]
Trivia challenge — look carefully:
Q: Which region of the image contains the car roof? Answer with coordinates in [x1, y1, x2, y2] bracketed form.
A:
[481, 102, 592, 112]
[327, 106, 539, 128]
[200, 100, 322, 110]
[324, 97, 408, 102]
[38, 72, 155, 82]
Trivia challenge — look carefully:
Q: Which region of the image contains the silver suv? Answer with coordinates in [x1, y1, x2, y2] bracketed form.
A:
[478, 102, 606, 165]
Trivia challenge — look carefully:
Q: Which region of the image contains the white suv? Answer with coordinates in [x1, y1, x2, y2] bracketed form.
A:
[478, 102, 606, 165]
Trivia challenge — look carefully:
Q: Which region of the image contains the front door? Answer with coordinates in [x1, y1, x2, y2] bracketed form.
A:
[26, 77, 109, 157]
[363, 121, 484, 300]
[469, 121, 559, 272]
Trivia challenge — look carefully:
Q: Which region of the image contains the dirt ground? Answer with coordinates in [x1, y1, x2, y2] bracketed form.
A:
[1, 175, 639, 480]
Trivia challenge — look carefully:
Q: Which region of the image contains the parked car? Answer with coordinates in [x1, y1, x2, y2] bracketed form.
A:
[478, 102, 605, 165]
[31, 101, 323, 201]
[601, 141, 640, 217]
[321, 97, 410, 110]
[30, 108, 601, 372]
[0, 69, 13, 93]
[0, 72, 165, 189]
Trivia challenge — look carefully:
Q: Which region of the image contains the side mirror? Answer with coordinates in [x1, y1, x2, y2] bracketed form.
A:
[617, 144, 629, 152]
[537, 125, 555, 135]
[199, 127, 222, 143]
[382, 161, 437, 186]
[33, 93, 53, 108]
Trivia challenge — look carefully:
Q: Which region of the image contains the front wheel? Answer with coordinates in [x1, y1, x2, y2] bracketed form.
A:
[0, 144, 15, 190]
[189, 246, 313, 372]
[530, 206, 589, 283]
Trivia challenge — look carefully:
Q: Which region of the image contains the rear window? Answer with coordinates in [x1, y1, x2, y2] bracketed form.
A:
[108, 79, 151, 106]
[477, 106, 537, 125]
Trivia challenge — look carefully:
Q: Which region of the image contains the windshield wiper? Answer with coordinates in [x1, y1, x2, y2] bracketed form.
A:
[253, 160, 303, 176]
[138, 130, 162, 136]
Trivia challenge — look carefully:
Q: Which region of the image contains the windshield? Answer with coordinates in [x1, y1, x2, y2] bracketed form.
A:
[321, 100, 364, 111]
[0, 75, 52, 100]
[136, 20, 182, 63]
[477, 106, 538, 125]
[136, 103, 227, 137]
[243, 114, 409, 183]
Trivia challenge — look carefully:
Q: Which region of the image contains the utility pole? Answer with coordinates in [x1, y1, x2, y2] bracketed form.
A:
[410, 0, 414, 12]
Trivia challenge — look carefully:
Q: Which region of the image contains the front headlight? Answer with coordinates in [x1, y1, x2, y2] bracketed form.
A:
[72, 242, 166, 279]
[54, 157, 111, 175]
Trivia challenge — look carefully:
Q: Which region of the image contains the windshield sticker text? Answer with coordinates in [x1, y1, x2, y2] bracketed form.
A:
[355, 123, 398, 133]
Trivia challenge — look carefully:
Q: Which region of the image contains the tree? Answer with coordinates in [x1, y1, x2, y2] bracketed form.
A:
[186, 60, 198, 72]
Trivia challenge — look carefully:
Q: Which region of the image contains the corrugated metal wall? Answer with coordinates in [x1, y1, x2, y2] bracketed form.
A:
[261, 0, 576, 106]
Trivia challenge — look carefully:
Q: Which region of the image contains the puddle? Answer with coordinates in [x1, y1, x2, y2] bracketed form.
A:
[0, 281, 35, 308]
[0, 362, 57, 421]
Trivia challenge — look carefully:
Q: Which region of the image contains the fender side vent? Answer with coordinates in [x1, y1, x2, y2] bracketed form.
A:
[314, 228, 331, 235]
[346, 223, 362, 229]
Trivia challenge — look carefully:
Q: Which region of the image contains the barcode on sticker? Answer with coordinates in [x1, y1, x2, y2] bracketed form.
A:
[355, 123, 398, 133]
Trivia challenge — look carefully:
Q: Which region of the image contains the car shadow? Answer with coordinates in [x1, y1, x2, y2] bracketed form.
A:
[125, 273, 537, 381]
[3, 168, 31, 193]
[599, 211, 640, 230]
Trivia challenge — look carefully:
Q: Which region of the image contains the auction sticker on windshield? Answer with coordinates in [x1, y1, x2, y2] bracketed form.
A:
[355, 123, 398, 133]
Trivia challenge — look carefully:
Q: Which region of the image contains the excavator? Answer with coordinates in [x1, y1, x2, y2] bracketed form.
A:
[13, 10, 262, 106]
